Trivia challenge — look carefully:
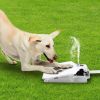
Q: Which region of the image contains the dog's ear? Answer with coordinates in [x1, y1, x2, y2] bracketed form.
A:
[50, 30, 60, 39]
[29, 36, 41, 44]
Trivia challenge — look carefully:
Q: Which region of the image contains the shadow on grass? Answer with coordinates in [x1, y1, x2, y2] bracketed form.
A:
[0, 62, 42, 77]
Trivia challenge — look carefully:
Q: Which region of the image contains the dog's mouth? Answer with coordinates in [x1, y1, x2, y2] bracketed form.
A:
[43, 53, 54, 63]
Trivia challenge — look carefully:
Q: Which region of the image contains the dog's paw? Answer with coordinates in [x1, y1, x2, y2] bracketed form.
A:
[53, 62, 73, 69]
[60, 64, 73, 69]
[53, 62, 62, 68]
[43, 67, 62, 74]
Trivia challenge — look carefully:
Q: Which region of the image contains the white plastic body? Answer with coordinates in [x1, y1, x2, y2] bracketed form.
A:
[42, 62, 90, 83]
[90, 70, 100, 74]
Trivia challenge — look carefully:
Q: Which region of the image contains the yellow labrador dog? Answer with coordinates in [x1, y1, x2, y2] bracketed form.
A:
[0, 10, 72, 74]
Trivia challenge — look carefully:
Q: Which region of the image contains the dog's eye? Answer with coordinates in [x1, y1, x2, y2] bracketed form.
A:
[46, 45, 50, 48]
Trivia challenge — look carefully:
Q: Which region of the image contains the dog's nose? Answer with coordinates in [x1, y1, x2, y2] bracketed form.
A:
[53, 55, 57, 60]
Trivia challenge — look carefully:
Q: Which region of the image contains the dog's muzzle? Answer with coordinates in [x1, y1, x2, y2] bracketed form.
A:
[43, 53, 57, 63]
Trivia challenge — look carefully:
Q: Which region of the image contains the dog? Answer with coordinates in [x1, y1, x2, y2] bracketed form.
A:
[0, 10, 72, 74]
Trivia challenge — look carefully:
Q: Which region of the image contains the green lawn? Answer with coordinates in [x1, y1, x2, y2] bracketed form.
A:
[0, 0, 100, 100]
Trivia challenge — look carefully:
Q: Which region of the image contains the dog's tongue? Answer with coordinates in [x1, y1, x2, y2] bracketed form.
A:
[49, 59, 53, 63]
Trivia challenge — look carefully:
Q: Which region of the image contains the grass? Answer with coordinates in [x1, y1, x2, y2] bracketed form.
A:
[0, 0, 100, 99]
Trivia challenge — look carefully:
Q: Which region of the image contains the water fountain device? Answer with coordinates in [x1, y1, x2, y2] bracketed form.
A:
[42, 37, 100, 83]
[42, 62, 90, 83]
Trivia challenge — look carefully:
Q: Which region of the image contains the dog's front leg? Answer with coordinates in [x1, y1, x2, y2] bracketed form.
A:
[53, 62, 73, 69]
[33, 56, 60, 67]
[34, 56, 73, 68]
[21, 64, 60, 74]
[18, 51, 59, 74]
[34, 60, 60, 67]
[32, 56, 57, 67]
[37, 61, 73, 68]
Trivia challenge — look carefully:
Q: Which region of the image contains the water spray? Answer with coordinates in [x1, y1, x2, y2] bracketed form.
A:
[70, 36, 80, 65]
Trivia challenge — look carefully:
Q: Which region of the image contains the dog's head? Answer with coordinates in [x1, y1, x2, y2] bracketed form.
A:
[29, 30, 60, 63]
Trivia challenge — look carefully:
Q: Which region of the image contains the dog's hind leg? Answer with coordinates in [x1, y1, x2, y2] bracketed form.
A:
[1, 51, 17, 64]
[5, 56, 17, 64]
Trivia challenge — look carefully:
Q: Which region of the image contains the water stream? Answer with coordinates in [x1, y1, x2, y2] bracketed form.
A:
[70, 36, 80, 65]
